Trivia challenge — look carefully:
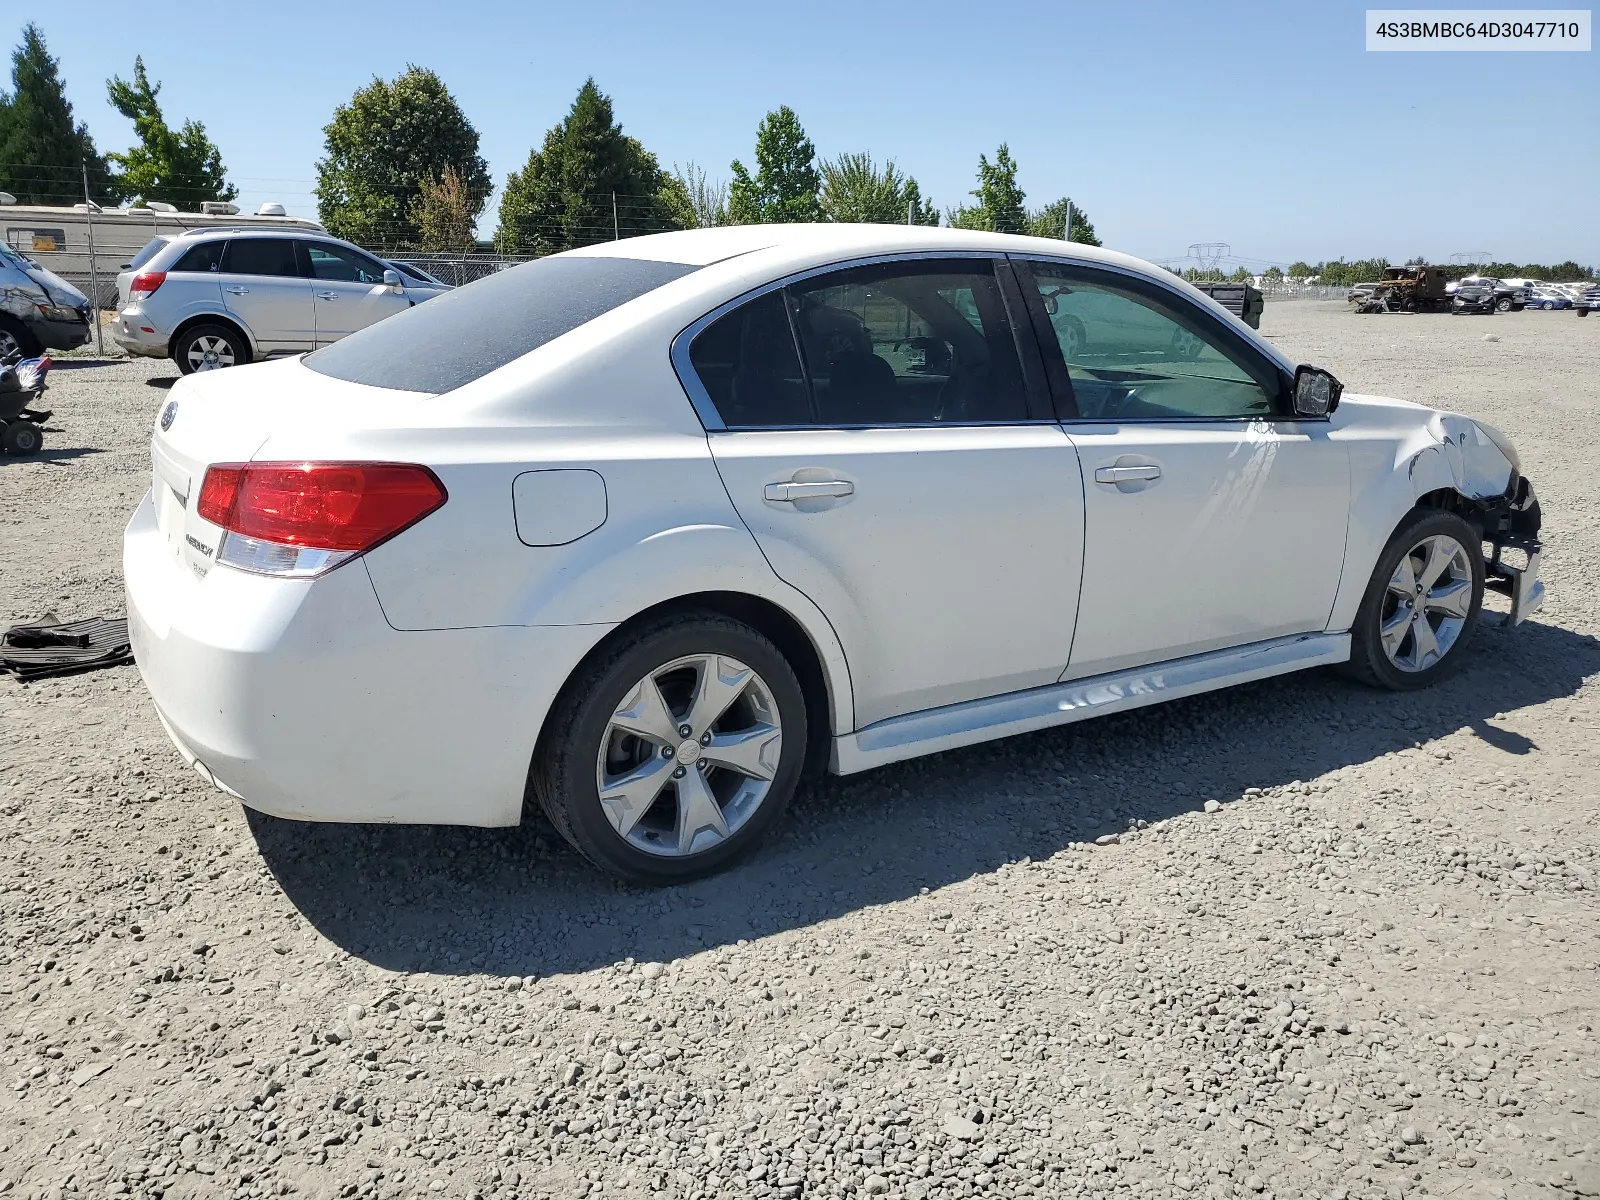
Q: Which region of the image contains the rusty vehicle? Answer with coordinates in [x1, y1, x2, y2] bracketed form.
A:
[1356, 265, 1455, 314]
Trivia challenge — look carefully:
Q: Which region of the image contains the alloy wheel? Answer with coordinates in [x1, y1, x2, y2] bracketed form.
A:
[1379, 533, 1474, 673]
[187, 335, 236, 371]
[595, 654, 783, 857]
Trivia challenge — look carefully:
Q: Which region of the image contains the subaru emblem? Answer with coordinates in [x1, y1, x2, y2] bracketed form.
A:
[160, 400, 178, 432]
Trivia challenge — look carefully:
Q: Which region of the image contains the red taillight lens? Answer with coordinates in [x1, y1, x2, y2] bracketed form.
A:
[196, 462, 447, 552]
[196, 463, 244, 526]
[129, 271, 166, 301]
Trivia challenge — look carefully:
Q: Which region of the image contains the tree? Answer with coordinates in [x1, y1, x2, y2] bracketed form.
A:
[410, 165, 478, 253]
[1025, 197, 1101, 246]
[948, 144, 1027, 233]
[317, 67, 488, 250]
[1287, 261, 1313, 279]
[1229, 266, 1252, 283]
[663, 162, 727, 229]
[0, 25, 112, 205]
[495, 79, 680, 255]
[105, 57, 234, 208]
[817, 152, 937, 225]
[727, 106, 821, 224]
[1262, 265, 1284, 283]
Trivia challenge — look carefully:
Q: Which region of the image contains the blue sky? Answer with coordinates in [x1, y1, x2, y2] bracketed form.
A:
[10, 0, 1598, 266]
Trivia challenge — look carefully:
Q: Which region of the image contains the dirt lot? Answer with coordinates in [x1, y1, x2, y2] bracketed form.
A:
[2, 303, 1599, 1200]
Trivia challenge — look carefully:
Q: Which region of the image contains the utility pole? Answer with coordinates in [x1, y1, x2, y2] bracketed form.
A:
[612, 193, 619, 241]
[82, 160, 103, 355]
[1065, 200, 1074, 242]
[907, 198, 914, 226]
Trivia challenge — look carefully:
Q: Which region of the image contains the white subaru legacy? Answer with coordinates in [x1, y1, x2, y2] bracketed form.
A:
[125, 225, 1545, 884]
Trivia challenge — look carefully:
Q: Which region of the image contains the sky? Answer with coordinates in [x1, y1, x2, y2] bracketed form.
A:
[9, 0, 1598, 268]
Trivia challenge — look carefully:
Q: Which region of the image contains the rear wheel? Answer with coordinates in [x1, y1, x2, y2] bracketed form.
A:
[174, 323, 249, 374]
[1, 422, 42, 456]
[532, 613, 807, 884]
[1542, 301, 1555, 310]
[1344, 510, 1484, 691]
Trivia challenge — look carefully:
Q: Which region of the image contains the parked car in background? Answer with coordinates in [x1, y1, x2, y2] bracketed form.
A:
[125, 224, 1544, 884]
[1347, 282, 1380, 304]
[0, 238, 93, 358]
[114, 229, 447, 374]
[1461, 276, 1528, 313]
[1528, 287, 1571, 310]
[1451, 282, 1498, 314]
[1575, 285, 1600, 317]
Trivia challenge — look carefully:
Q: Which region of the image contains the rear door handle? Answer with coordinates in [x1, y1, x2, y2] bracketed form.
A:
[224, 286, 249, 295]
[764, 480, 855, 502]
[316, 291, 339, 301]
[1094, 465, 1161, 484]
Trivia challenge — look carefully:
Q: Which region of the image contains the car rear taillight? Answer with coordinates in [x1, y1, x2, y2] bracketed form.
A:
[196, 461, 447, 577]
[129, 271, 166, 302]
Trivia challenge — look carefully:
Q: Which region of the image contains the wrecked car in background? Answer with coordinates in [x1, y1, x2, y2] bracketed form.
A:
[1356, 265, 1455, 314]
[0, 239, 93, 358]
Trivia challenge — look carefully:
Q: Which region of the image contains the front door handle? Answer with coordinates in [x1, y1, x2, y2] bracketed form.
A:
[316, 291, 339, 301]
[224, 286, 249, 295]
[1094, 464, 1161, 484]
[764, 480, 855, 502]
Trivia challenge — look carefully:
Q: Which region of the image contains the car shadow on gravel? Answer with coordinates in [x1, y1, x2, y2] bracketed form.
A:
[248, 616, 1600, 980]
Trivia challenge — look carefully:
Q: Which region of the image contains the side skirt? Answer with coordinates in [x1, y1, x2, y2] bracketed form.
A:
[829, 632, 1351, 775]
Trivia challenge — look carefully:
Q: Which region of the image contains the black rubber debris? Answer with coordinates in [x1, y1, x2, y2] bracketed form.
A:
[1, 617, 133, 682]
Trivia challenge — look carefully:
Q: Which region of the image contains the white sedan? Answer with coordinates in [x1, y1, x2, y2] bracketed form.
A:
[125, 225, 1545, 884]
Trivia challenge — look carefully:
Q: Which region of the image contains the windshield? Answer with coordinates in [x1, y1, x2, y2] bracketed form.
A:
[303, 254, 699, 394]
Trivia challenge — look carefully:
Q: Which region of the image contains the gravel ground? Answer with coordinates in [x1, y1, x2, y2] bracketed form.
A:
[2, 303, 1599, 1200]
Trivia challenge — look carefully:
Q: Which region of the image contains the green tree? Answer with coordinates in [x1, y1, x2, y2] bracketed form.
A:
[1262, 265, 1284, 283]
[1025, 197, 1101, 246]
[818, 152, 937, 224]
[1229, 266, 1252, 283]
[727, 106, 821, 224]
[948, 144, 1028, 234]
[495, 79, 679, 255]
[0, 24, 112, 205]
[1287, 261, 1313, 279]
[317, 66, 488, 249]
[105, 57, 234, 208]
[663, 162, 728, 228]
[410, 165, 478, 253]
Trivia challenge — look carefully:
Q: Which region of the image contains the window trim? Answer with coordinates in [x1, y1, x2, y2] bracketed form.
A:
[672, 251, 1056, 432]
[1010, 254, 1312, 424]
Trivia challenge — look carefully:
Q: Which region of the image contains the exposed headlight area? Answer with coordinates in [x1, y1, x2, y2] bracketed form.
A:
[195, 461, 448, 578]
[36, 303, 84, 323]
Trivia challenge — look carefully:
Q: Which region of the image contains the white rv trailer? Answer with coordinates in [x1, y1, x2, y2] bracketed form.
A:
[0, 199, 325, 306]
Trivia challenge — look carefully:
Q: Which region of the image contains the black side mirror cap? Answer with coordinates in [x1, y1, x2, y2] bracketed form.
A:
[1292, 365, 1343, 416]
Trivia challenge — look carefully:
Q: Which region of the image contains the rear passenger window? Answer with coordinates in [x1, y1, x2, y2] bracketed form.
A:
[221, 239, 299, 278]
[172, 242, 223, 273]
[687, 292, 812, 427]
[685, 259, 1031, 429]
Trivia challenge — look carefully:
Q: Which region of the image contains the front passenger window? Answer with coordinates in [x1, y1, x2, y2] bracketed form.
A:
[1030, 266, 1277, 420]
[306, 243, 387, 284]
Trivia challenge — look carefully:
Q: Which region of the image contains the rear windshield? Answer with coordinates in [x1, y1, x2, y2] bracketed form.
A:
[129, 239, 169, 270]
[302, 255, 699, 394]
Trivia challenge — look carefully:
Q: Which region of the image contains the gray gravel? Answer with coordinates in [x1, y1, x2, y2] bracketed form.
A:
[2, 304, 1600, 1200]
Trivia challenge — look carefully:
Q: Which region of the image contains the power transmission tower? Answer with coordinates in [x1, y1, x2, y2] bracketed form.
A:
[1450, 251, 1492, 267]
[1188, 243, 1230, 273]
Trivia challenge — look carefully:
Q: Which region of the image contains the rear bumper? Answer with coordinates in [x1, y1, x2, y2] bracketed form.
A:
[124, 490, 614, 826]
[112, 308, 170, 358]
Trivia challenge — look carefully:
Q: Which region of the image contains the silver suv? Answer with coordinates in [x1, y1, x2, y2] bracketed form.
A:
[113, 229, 450, 373]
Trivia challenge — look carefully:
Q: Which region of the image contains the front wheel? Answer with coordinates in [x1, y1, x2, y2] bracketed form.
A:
[1495, 298, 1513, 313]
[1542, 301, 1555, 310]
[532, 613, 808, 884]
[173, 323, 250, 375]
[1344, 510, 1484, 691]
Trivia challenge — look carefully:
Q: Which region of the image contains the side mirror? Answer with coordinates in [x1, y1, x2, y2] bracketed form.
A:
[382, 268, 404, 294]
[1292, 365, 1342, 417]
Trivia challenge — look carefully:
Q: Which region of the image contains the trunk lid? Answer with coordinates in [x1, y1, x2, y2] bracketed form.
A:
[147, 357, 432, 579]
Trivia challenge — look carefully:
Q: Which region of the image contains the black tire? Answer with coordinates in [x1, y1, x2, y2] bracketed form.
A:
[531, 612, 808, 885]
[0, 315, 42, 360]
[1, 421, 42, 456]
[1344, 509, 1485, 691]
[1580, 309, 1590, 318]
[1495, 298, 1513, 313]
[173, 322, 250, 375]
